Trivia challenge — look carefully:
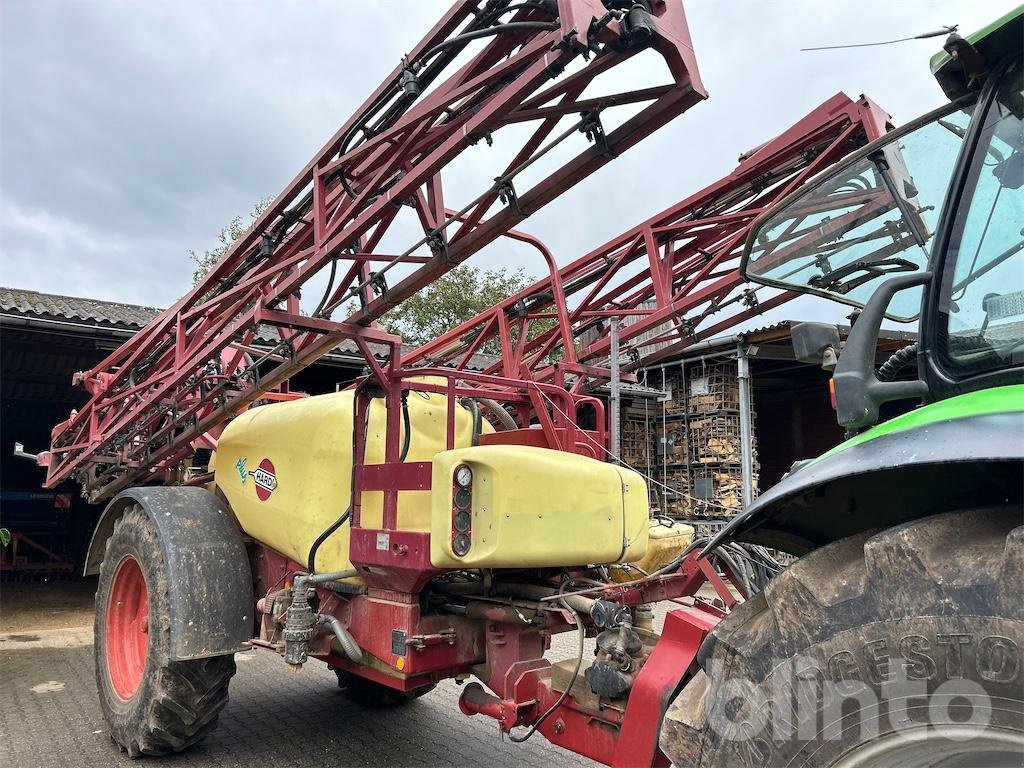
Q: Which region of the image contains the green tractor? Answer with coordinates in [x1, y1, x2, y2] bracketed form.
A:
[662, 8, 1023, 766]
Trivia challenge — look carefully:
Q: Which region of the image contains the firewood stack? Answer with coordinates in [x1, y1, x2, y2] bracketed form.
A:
[615, 359, 759, 520]
[620, 418, 652, 469]
[686, 362, 758, 516]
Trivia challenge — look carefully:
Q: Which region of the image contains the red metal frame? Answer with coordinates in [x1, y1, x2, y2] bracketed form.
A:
[0, 531, 76, 575]
[405, 92, 892, 385]
[452, 549, 732, 766]
[252, 534, 738, 767]
[43, 0, 706, 502]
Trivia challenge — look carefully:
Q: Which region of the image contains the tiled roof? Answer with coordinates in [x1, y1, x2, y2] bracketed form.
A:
[0, 286, 498, 370]
[0, 286, 160, 329]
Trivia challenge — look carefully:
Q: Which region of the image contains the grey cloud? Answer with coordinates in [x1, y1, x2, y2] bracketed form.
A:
[0, 0, 1015, 329]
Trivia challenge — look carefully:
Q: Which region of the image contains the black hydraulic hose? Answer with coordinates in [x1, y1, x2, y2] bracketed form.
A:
[400, 391, 412, 460]
[877, 342, 919, 382]
[334, 7, 498, 199]
[418, 21, 559, 65]
[464, 398, 482, 446]
[336, 10, 558, 200]
[509, 585, 584, 743]
[306, 387, 411, 572]
[312, 257, 339, 318]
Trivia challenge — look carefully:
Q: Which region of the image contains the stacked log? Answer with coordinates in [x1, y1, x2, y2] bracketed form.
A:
[620, 418, 651, 469]
[685, 362, 758, 517]
[615, 359, 758, 520]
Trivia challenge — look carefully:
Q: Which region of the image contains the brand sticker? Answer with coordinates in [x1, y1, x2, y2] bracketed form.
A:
[376, 532, 390, 551]
[249, 458, 278, 501]
[236, 458, 248, 485]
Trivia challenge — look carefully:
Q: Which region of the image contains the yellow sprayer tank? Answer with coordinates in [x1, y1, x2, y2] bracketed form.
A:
[214, 385, 481, 573]
[633, 520, 694, 573]
[214, 384, 650, 574]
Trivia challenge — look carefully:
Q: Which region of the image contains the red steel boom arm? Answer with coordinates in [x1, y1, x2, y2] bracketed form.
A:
[405, 92, 892, 387]
[45, 0, 706, 501]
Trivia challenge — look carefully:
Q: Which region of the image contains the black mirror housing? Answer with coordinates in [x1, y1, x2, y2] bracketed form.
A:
[791, 322, 841, 369]
[833, 272, 932, 430]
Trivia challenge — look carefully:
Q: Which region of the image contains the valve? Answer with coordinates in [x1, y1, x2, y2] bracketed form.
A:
[282, 577, 315, 669]
[585, 615, 644, 699]
[400, 57, 421, 97]
[622, 3, 656, 48]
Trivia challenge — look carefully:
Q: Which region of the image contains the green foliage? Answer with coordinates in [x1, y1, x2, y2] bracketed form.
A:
[190, 200, 559, 359]
[380, 265, 539, 352]
[0, 528, 10, 548]
[189, 199, 271, 285]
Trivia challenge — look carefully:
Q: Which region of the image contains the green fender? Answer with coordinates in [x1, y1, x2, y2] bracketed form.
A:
[708, 385, 1024, 555]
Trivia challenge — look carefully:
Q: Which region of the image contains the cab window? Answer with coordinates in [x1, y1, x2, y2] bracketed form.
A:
[938, 60, 1024, 377]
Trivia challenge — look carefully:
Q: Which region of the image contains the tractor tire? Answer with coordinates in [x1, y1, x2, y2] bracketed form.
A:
[661, 507, 1024, 767]
[333, 669, 436, 707]
[94, 505, 236, 757]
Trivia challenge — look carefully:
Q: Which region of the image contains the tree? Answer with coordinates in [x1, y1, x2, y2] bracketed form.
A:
[189, 199, 270, 285]
[380, 265, 538, 351]
[191, 206, 552, 357]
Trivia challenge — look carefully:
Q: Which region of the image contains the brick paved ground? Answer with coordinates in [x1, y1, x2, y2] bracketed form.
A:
[0, 634, 600, 768]
[0, 577, 699, 767]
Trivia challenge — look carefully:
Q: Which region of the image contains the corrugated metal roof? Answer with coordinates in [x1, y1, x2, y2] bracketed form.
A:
[0, 286, 374, 364]
[688, 319, 917, 353]
[736, 319, 917, 343]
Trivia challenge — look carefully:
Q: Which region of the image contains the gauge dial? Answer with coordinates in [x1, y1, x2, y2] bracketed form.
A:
[454, 465, 473, 488]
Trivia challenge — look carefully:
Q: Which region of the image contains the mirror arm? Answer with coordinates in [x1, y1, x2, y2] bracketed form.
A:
[867, 150, 928, 248]
[833, 271, 932, 430]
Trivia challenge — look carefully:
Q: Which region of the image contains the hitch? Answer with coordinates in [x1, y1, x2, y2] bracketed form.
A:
[13, 442, 50, 467]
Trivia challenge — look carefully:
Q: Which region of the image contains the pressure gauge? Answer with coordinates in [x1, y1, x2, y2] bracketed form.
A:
[454, 465, 473, 488]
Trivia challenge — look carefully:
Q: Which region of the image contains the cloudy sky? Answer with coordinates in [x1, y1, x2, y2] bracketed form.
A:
[1, 0, 1016, 326]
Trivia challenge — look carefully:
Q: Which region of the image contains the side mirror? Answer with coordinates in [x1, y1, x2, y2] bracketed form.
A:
[791, 322, 841, 371]
[833, 271, 931, 430]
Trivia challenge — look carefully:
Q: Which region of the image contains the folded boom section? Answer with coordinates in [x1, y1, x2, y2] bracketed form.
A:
[406, 92, 892, 385]
[44, 0, 706, 501]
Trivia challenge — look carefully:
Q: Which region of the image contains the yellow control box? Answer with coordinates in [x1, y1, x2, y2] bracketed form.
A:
[430, 445, 649, 568]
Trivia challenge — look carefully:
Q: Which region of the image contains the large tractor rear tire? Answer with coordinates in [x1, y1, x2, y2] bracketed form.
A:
[662, 507, 1024, 767]
[94, 506, 236, 757]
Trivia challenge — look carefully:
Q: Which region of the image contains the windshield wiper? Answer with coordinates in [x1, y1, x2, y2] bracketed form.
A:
[867, 150, 928, 248]
[809, 257, 920, 294]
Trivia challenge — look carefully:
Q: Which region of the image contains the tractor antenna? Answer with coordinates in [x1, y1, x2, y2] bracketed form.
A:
[801, 24, 957, 52]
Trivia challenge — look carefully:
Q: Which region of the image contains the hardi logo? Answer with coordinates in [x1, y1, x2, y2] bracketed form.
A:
[249, 458, 278, 501]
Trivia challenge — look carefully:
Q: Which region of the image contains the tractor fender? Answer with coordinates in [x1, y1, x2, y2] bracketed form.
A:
[708, 409, 1024, 556]
[84, 486, 253, 661]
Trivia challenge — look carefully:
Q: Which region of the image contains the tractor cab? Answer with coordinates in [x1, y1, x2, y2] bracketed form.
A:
[740, 6, 1024, 431]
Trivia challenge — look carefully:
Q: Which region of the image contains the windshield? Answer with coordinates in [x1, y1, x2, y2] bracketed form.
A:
[744, 99, 976, 319]
[938, 60, 1024, 376]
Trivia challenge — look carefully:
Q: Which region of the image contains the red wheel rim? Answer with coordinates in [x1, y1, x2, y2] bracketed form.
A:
[106, 555, 149, 700]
